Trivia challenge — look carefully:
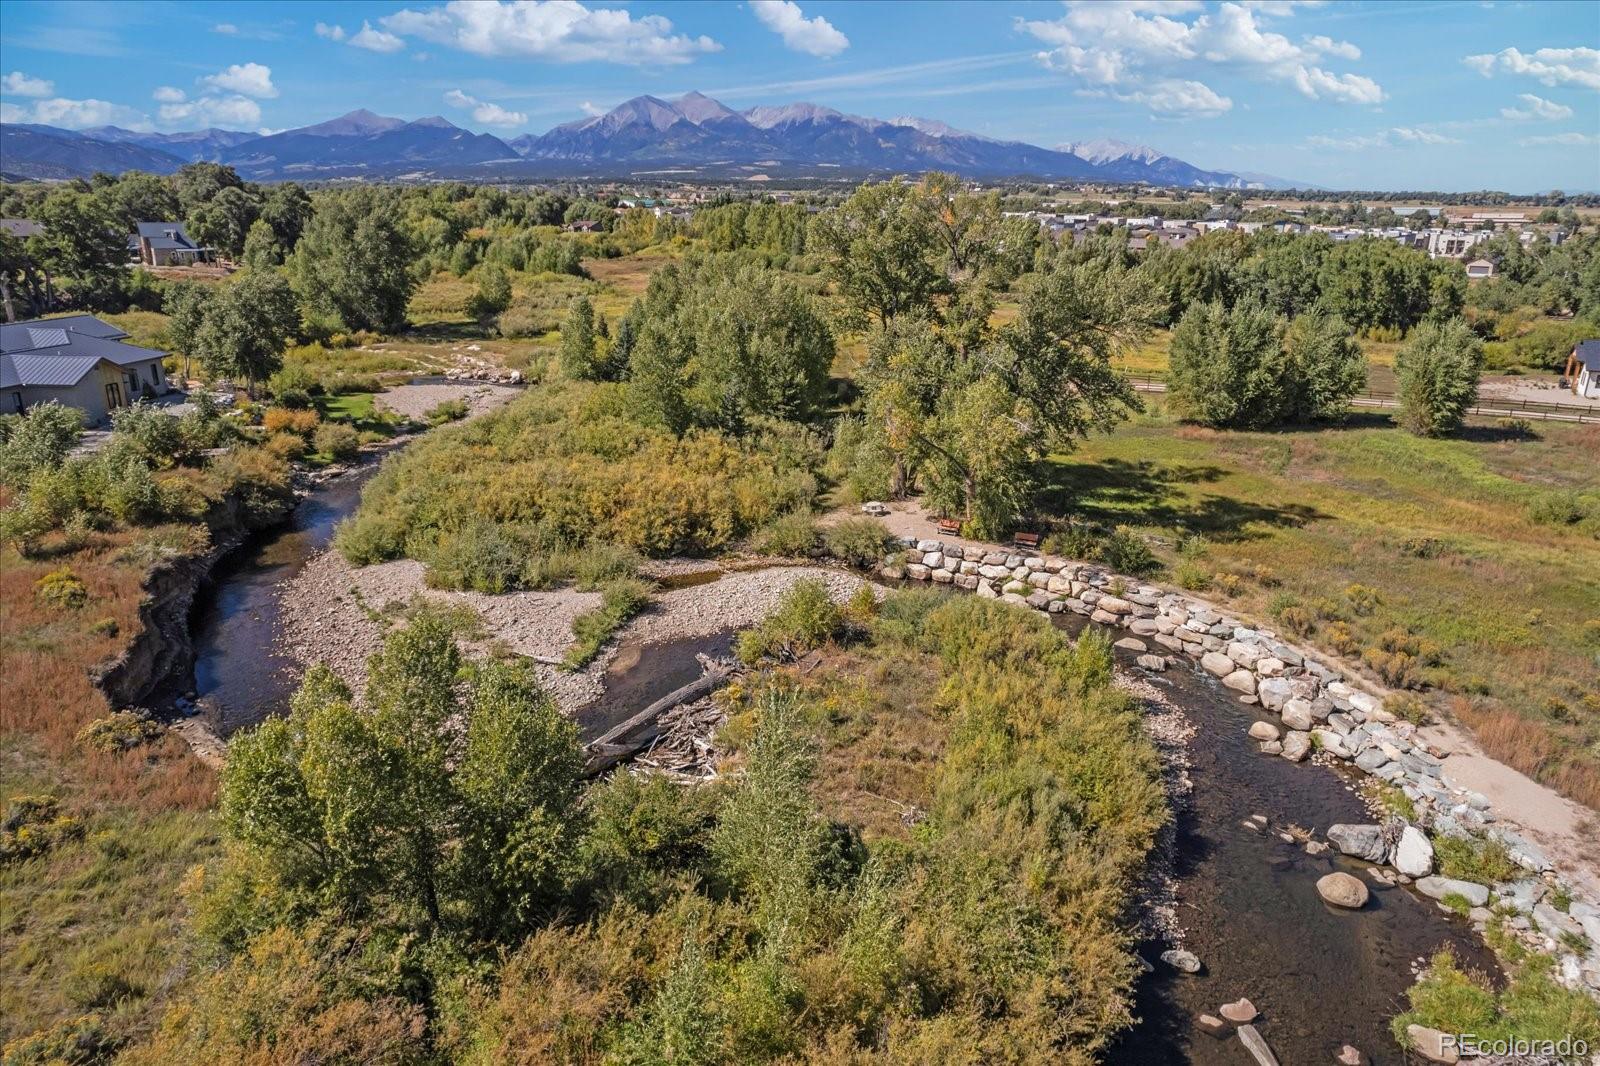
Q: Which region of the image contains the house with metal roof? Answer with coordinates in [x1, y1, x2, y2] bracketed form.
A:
[129, 221, 210, 267]
[1, 314, 173, 423]
[1565, 339, 1600, 400]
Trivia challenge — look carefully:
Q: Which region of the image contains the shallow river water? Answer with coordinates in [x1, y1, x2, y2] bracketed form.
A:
[187, 473, 1498, 1062]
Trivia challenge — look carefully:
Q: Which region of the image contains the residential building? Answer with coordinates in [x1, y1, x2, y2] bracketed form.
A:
[1464, 258, 1496, 280]
[1565, 340, 1600, 400]
[0, 314, 172, 422]
[1425, 229, 1490, 259]
[129, 221, 209, 266]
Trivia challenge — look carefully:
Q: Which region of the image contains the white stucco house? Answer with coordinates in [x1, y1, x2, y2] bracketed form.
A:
[1, 315, 173, 424]
[1565, 340, 1600, 400]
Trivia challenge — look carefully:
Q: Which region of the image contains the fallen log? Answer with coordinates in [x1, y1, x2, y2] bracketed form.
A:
[583, 662, 733, 776]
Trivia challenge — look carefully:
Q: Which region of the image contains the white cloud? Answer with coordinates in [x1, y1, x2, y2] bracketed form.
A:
[1463, 47, 1600, 91]
[2, 71, 54, 97]
[152, 86, 187, 103]
[351, 21, 406, 52]
[1518, 131, 1599, 147]
[315, 22, 347, 41]
[382, 0, 721, 65]
[213, 22, 239, 35]
[1306, 126, 1460, 150]
[579, 100, 606, 116]
[1080, 78, 1233, 117]
[0, 102, 25, 123]
[1020, 0, 1384, 113]
[159, 94, 262, 127]
[199, 62, 278, 99]
[1500, 93, 1574, 121]
[443, 88, 527, 127]
[749, 0, 848, 59]
[5, 96, 151, 130]
[1303, 34, 1359, 61]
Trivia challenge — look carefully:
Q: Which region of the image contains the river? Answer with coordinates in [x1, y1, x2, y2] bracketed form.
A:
[186, 471, 1497, 1062]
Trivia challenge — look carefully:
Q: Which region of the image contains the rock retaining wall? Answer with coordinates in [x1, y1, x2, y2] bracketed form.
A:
[885, 536, 1600, 998]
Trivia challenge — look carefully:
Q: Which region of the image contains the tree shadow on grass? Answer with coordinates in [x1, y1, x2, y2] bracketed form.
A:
[1037, 457, 1329, 543]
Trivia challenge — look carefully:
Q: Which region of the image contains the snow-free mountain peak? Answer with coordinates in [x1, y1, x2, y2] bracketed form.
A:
[888, 116, 995, 143]
[298, 109, 409, 137]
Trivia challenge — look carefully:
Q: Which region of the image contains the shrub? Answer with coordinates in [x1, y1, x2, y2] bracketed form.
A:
[1528, 491, 1598, 530]
[1395, 318, 1483, 437]
[563, 578, 653, 670]
[1044, 523, 1103, 561]
[263, 432, 307, 461]
[1325, 621, 1360, 656]
[1433, 834, 1519, 885]
[424, 399, 468, 426]
[1212, 572, 1244, 596]
[821, 517, 891, 568]
[110, 402, 184, 465]
[570, 543, 643, 591]
[0, 400, 83, 485]
[1, 795, 84, 862]
[736, 578, 844, 664]
[313, 421, 361, 461]
[756, 509, 820, 557]
[1385, 692, 1430, 725]
[0, 1014, 121, 1065]
[63, 959, 142, 1009]
[34, 567, 88, 609]
[421, 518, 529, 594]
[1172, 560, 1211, 591]
[1175, 532, 1210, 561]
[261, 407, 320, 437]
[1269, 594, 1313, 636]
[1101, 527, 1159, 576]
[1344, 583, 1381, 615]
[89, 617, 119, 638]
[75, 711, 163, 753]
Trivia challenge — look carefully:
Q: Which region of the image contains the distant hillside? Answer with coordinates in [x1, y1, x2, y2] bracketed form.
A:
[0, 95, 1288, 187]
[0, 124, 185, 179]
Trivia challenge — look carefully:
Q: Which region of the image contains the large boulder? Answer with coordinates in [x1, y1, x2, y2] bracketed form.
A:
[1201, 651, 1236, 677]
[1257, 676, 1296, 711]
[1222, 669, 1257, 694]
[1280, 730, 1312, 762]
[1161, 948, 1202, 974]
[1391, 826, 1434, 877]
[1328, 824, 1387, 862]
[1415, 876, 1490, 908]
[1404, 1025, 1460, 1064]
[1317, 872, 1370, 909]
[1248, 721, 1281, 742]
[1280, 698, 1315, 731]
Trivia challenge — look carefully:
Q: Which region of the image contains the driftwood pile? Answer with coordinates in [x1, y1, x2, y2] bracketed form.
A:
[630, 695, 728, 782]
[583, 655, 736, 779]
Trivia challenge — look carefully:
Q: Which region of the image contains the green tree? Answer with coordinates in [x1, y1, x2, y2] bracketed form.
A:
[173, 162, 245, 217]
[287, 189, 416, 333]
[241, 218, 284, 272]
[213, 613, 584, 940]
[1283, 308, 1367, 421]
[194, 272, 299, 394]
[468, 264, 513, 324]
[31, 188, 127, 310]
[97, 171, 181, 230]
[1395, 318, 1482, 437]
[811, 178, 949, 330]
[1165, 299, 1290, 428]
[259, 183, 313, 251]
[188, 186, 261, 260]
[559, 295, 599, 380]
[162, 282, 216, 383]
[0, 400, 82, 485]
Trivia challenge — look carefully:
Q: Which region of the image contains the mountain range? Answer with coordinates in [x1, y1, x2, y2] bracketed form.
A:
[0, 92, 1296, 187]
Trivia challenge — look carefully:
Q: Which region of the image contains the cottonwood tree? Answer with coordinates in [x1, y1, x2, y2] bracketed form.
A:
[856, 260, 1152, 537]
[30, 188, 127, 310]
[188, 186, 260, 260]
[811, 178, 950, 329]
[214, 612, 584, 942]
[1395, 318, 1482, 436]
[287, 188, 416, 333]
[162, 282, 216, 383]
[559, 295, 600, 380]
[194, 272, 299, 395]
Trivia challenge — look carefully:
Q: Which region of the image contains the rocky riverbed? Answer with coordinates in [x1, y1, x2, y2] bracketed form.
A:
[278, 552, 872, 713]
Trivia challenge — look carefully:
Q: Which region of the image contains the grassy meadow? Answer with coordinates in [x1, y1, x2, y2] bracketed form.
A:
[1040, 399, 1600, 805]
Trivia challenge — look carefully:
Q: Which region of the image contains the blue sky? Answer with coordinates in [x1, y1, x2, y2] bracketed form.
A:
[1, 0, 1596, 191]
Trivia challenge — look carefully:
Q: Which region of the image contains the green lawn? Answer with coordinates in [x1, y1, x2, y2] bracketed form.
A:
[1041, 401, 1600, 806]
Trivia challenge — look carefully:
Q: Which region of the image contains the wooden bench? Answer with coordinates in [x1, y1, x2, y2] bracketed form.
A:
[937, 517, 962, 537]
[1012, 531, 1042, 550]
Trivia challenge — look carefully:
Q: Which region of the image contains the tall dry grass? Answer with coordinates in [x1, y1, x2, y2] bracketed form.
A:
[1452, 697, 1600, 811]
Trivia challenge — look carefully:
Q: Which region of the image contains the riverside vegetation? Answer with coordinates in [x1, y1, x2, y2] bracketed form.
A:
[113, 586, 1163, 1063]
[1, 164, 1597, 1060]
